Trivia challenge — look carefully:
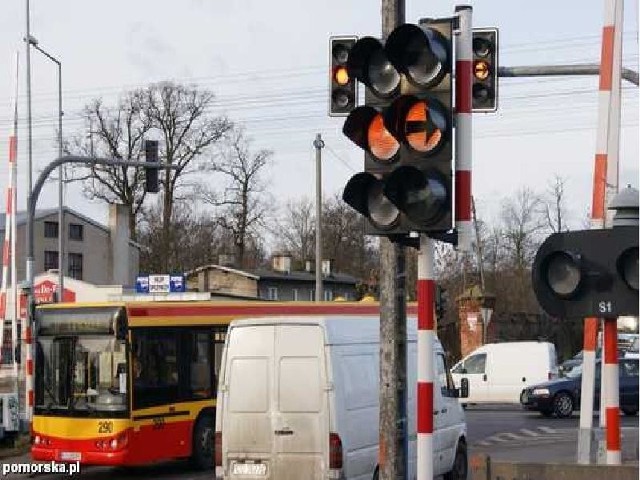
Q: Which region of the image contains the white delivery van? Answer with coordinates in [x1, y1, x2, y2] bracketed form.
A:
[451, 341, 558, 404]
[215, 315, 468, 480]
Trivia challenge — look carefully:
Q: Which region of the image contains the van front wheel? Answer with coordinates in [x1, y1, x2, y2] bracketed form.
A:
[191, 414, 214, 470]
[443, 441, 467, 480]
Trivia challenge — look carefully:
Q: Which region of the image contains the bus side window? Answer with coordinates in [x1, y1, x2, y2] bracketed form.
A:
[189, 331, 212, 399]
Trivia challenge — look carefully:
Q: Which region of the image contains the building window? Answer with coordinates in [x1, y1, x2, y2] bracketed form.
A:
[267, 287, 278, 301]
[69, 223, 84, 241]
[44, 221, 58, 238]
[309, 290, 315, 301]
[68, 253, 83, 280]
[324, 289, 334, 301]
[292, 289, 299, 301]
[44, 250, 59, 271]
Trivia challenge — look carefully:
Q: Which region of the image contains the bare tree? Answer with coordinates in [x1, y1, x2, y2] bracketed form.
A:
[199, 128, 272, 269]
[64, 91, 152, 239]
[500, 187, 545, 271]
[275, 197, 316, 264]
[543, 174, 569, 233]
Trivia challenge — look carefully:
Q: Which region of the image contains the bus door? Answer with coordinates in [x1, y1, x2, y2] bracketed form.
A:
[131, 329, 190, 461]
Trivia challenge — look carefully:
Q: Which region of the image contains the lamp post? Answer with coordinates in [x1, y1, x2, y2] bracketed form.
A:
[27, 35, 64, 302]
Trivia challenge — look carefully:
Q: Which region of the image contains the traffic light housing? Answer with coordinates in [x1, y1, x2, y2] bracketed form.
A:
[144, 139, 159, 194]
[532, 226, 639, 318]
[341, 18, 454, 240]
[471, 28, 498, 112]
[329, 36, 358, 116]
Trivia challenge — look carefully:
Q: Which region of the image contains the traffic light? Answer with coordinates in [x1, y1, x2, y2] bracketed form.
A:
[532, 226, 638, 318]
[471, 28, 498, 112]
[341, 18, 454, 239]
[329, 36, 358, 116]
[144, 139, 159, 193]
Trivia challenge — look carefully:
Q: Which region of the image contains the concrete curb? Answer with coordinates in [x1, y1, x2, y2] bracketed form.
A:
[470, 453, 639, 480]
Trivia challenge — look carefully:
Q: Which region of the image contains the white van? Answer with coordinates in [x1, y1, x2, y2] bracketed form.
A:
[451, 341, 558, 404]
[214, 315, 468, 480]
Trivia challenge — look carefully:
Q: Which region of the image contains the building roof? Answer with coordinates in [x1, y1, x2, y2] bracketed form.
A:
[250, 268, 358, 286]
[185, 263, 358, 286]
[185, 263, 260, 281]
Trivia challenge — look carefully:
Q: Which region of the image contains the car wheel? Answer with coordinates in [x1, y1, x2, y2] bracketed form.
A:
[622, 406, 638, 416]
[443, 441, 467, 480]
[553, 392, 574, 418]
[191, 414, 214, 470]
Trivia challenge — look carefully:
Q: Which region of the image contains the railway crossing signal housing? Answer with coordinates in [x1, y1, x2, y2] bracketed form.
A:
[532, 226, 639, 318]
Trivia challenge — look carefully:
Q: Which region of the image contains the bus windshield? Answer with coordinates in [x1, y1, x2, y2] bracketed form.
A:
[35, 307, 128, 417]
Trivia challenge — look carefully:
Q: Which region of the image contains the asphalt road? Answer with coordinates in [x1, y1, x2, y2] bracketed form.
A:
[1, 405, 637, 479]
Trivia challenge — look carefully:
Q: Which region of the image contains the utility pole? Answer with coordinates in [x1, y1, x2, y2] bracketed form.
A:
[379, 2, 406, 479]
[313, 133, 324, 302]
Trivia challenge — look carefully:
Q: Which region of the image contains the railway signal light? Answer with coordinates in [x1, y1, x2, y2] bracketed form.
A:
[341, 18, 454, 240]
[471, 28, 498, 112]
[532, 226, 639, 318]
[144, 139, 159, 194]
[329, 36, 358, 116]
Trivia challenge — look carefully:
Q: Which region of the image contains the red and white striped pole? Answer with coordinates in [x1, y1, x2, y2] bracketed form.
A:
[454, 5, 473, 253]
[417, 234, 435, 479]
[603, 318, 621, 464]
[577, 317, 599, 463]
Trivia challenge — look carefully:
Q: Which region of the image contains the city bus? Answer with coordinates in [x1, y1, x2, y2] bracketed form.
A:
[30, 300, 397, 468]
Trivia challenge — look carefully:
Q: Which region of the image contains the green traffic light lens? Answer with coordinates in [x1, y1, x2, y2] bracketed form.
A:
[546, 251, 582, 297]
[618, 247, 639, 291]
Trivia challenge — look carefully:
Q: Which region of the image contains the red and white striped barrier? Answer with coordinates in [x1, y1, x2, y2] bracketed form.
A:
[417, 234, 435, 479]
[454, 5, 473, 252]
[577, 317, 598, 463]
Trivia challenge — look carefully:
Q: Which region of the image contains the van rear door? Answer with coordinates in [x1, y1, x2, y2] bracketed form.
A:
[222, 323, 328, 480]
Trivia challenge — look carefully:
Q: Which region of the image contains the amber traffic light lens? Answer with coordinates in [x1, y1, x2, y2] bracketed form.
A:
[367, 114, 399, 162]
[405, 101, 444, 153]
[334, 66, 349, 85]
[474, 60, 490, 81]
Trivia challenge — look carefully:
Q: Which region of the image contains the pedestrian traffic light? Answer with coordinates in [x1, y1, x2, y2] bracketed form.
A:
[329, 36, 358, 116]
[532, 226, 639, 318]
[471, 28, 498, 112]
[144, 139, 159, 193]
[341, 18, 454, 240]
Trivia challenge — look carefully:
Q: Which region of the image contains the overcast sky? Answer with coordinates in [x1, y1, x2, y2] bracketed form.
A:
[0, 0, 638, 240]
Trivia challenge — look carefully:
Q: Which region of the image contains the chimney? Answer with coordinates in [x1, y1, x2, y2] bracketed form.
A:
[322, 259, 333, 277]
[272, 253, 292, 274]
[109, 204, 131, 285]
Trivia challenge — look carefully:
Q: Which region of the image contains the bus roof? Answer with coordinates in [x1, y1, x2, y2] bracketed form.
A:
[36, 300, 419, 328]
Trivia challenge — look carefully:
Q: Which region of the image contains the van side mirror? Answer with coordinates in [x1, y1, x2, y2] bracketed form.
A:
[459, 378, 469, 399]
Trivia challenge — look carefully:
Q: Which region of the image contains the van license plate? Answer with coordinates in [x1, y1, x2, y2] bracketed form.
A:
[60, 451, 81, 461]
[232, 462, 267, 475]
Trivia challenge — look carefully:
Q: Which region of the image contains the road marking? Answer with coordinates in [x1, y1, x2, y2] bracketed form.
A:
[520, 428, 540, 437]
[538, 426, 557, 434]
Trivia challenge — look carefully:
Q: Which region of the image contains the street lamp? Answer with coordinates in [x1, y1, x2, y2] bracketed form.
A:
[27, 35, 64, 302]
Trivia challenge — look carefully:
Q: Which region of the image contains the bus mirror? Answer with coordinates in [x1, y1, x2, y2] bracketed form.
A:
[460, 377, 469, 399]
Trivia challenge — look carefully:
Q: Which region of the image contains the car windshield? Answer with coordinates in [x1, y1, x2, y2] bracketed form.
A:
[36, 335, 128, 416]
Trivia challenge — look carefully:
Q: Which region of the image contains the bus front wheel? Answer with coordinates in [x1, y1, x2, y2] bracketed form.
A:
[191, 414, 214, 470]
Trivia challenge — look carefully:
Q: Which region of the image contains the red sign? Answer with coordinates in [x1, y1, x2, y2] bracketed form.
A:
[19, 280, 76, 318]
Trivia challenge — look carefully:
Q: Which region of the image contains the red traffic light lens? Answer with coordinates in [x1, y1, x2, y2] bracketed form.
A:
[405, 101, 445, 154]
[618, 247, 639, 291]
[368, 114, 399, 162]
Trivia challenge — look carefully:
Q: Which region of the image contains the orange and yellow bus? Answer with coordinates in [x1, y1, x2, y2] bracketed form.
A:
[30, 300, 396, 468]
